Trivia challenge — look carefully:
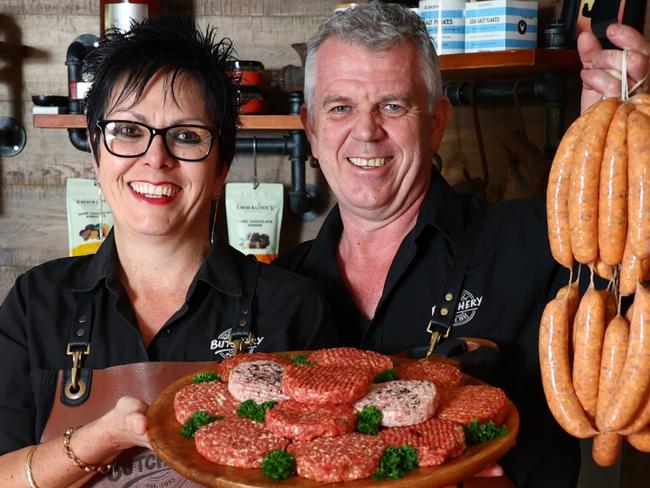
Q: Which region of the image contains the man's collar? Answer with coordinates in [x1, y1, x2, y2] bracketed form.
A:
[310, 171, 465, 253]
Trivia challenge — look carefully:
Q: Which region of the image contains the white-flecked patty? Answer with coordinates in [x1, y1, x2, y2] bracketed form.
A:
[227, 360, 290, 403]
[353, 380, 438, 427]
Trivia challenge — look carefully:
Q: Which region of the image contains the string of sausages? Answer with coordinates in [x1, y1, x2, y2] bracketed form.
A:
[541, 91, 650, 467]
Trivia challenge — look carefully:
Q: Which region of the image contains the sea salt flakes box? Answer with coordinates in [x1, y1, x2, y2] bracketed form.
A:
[464, 0, 538, 53]
[419, 1, 466, 55]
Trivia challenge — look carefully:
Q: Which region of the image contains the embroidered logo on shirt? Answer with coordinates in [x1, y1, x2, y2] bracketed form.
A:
[453, 290, 483, 327]
[210, 328, 264, 360]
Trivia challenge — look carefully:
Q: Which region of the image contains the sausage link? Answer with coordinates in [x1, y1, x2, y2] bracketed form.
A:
[627, 110, 650, 259]
[569, 98, 620, 264]
[621, 391, 650, 435]
[594, 259, 614, 280]
[630, 93, 650, 106]
[539, 296, 596, 437]
[595, 314, 629, 431]
[626, 426, 650, 452]
[548, 116, 589, 269]
[592, 432, 622, 466]
[573, 288, 606, 418]
[603, 284, 650, 430]
[620, 240, 642, 296]
[632, 103, 650, 118]
[557, 282, 580, 355]
[599, 102, 632, 265]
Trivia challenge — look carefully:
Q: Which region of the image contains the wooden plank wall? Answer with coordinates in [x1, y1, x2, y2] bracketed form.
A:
[0, 0, 648, 301]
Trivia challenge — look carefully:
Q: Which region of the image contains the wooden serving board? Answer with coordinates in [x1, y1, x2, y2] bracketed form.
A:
[147, 355, 519, 488]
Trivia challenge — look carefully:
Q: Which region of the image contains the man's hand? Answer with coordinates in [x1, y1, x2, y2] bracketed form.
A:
[578, 24, 650, 113]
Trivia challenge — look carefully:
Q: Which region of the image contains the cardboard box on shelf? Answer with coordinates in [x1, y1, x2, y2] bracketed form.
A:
[464, 0, 538, 53]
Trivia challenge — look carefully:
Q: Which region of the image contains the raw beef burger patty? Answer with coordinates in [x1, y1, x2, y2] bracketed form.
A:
[218, 352, 292, 382]
[380, 417, 466, 466]
[435, 384, 508, 425]
[395, 359, 462, 390]
[228, 360, 290, 403]
[194, 417, 289, 468]
[282, 364, 373, 404]
[310, 347, 393, 374]
[354, 380, 438, 427]
[173, 381, 239, 424]
[265, 400, 357, 440]
[288, 432, 386, 482]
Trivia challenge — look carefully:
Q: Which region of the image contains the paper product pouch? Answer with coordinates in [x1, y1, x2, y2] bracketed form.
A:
[225, 183, 284, 264]
[66, 178, 113, 256]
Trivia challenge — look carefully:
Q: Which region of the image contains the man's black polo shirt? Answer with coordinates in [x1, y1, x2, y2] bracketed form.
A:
[0, 232, 336, 454]
[276, 173, 580, 488]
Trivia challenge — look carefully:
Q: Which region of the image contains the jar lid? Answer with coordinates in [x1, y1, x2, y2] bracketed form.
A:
[227, 60, 264, 71]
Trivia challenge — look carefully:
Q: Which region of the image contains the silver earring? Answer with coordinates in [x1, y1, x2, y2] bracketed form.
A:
[97, 182, 105, 239]
[210, 197, 220, 244]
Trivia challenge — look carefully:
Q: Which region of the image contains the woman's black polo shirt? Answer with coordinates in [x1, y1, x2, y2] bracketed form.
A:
[276, 173, 581, 488]
[0, 232, 336, 453]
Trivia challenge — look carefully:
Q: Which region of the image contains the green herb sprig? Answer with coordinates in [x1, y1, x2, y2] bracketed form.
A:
[261, 449, 296, 480]
[373, 445, 419, 480]
[374, 368, 398, 383]
[283, 353, 315, 366]
[464, 418, 509, 444]
[236, 399, 277, 422]
[356, 405, 383, 435]
[192, 371, 221, 384]
[180, 410, 222, 437]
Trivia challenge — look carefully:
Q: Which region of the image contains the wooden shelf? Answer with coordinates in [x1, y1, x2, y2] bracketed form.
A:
[33, 114, 303, 130]
[440, 48, 581, 78]
[33, 49, 582, 130]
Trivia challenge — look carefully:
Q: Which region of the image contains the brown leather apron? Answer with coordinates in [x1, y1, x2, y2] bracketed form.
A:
[41, 362, 213, 487]
[40, 257, 260, 487]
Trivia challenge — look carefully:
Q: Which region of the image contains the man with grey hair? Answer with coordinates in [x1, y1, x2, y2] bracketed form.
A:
[276, 2, 650, 487]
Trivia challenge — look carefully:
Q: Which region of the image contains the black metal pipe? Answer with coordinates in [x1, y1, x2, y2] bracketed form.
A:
[443, 80, 538, 106]
[66, 39, 92, 152]
[235, 137, 288, 153]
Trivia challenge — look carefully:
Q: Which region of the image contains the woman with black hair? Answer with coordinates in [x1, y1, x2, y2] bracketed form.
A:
[0, 15, 335, 487]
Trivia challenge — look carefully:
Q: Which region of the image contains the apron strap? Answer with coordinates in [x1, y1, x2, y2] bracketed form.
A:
[425, 208, 488, 357]
[228, 255, 259, 354]
[61, 290, 94, 406]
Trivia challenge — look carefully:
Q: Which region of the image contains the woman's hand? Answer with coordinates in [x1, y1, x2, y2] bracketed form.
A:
[579, 24, 650, 113]
[100, 396, 152, 450]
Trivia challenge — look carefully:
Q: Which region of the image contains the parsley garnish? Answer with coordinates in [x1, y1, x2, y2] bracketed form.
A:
[192, 371, 221, 384]
[374, 368, 398, 383]
[236, 399, 277, 422]
[179, 410, 221, 437]
[464, 418, 509, 444]
[283, 353, 315, 366]
[373, 445, 419, 480]
[261, 449, 296, 480]
[356, 405, 383, 435]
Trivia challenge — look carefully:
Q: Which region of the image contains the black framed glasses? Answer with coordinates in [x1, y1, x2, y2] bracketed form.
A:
[96, 120, 220, 162]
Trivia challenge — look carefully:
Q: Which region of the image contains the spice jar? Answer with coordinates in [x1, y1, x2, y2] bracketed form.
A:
[228, 60, 265, 87]
[237, 86, 267, 114]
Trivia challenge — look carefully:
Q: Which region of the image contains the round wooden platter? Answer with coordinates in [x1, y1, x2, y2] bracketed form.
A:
[147, 354, 519, 488]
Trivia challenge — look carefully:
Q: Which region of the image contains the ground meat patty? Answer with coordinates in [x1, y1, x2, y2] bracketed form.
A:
[228, 360, 290, 403]
[218, 352, 292, 382]
[435, 384, 508, 425]
[282, 364, 373, 404]
[395, 359, 462, 391]
[194, 417, 289, 469]
[288, 433, 386, 482]
[173, 381, 239, 424]
[265, 400, 357, 441]
[310, 347, 393, 374]
[380, 417, 466, 466]
[354, 380, 438, 427]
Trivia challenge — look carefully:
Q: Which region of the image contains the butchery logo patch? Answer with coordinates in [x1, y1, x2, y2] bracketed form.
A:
[210, 328, 264, 360]
[453, 289, 483, 327]
[106, 451, 192, 487]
